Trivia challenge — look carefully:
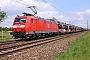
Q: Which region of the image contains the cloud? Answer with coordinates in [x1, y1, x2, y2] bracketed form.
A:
[0, 0, 56, 27]
[37, 11, 59, 18]
[71, 10, 90, 28]
[76, 9, 90, 19]
[0, 0, 54, 16]
[0, 0, 90, 28]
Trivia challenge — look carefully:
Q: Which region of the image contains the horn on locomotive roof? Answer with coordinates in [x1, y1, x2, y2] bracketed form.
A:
[28, 6, 37, 15]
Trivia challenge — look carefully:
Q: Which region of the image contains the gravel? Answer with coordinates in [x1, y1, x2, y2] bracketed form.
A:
[0, 32, 86, 60]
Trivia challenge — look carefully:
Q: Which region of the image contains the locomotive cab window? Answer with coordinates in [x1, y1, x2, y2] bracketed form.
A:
[14, 18, 26, 23]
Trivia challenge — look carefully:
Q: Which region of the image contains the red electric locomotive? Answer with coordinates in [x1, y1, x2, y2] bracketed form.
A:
[10, 6, 58, 39]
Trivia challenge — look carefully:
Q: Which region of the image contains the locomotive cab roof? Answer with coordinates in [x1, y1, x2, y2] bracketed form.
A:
[22, 12, 34, 16]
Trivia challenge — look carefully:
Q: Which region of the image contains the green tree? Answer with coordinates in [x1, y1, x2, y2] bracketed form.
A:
[0, 8, 7, 23]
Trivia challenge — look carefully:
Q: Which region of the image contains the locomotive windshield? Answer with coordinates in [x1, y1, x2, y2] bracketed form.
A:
[14, 18, 26, 23]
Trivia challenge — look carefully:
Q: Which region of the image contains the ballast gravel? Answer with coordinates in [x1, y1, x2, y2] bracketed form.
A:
[0, 32, 86, 60]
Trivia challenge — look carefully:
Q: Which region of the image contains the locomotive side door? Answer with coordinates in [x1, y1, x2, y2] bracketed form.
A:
[29, 18, 35, 34]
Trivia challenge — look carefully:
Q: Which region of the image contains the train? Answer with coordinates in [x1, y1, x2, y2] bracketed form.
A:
[10, 6, 87, 39]
[10, 12, 87, 39]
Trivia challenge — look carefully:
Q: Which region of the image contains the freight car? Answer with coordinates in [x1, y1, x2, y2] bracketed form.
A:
[57, 21, 87, 34]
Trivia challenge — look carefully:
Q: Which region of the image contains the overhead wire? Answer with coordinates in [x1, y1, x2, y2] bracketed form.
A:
[12, 0, 69, 16]
[11, 0, 84, 27]
[54, 0, 80, 18]
[42, 0, 71, 16]
[12, 0, 45, 11]
[12, 0, 78, 17]
[12, 0, 71, 17]
[53, 0, 71, 16]
[43, 0, 82, 26]
[12, 0, 39, 15]
[42, 0, 83, 27]
[12, 0, 29, 6]
[42, 0, 82, 23]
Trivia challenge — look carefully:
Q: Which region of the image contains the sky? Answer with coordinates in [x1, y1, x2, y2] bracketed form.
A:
[0, 0, 90, 29]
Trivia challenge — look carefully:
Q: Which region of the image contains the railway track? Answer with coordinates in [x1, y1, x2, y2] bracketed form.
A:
[0, 32, 80, 56]
[0, 39, 22, 45]
[0, 36, 63, 56]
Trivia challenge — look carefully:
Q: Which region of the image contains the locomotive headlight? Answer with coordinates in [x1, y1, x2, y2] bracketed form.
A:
[20, 25, 25, 28]
[12, 25, 18, 28]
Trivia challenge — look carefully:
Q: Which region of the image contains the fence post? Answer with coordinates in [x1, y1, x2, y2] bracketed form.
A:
[2, 30, 3, 40]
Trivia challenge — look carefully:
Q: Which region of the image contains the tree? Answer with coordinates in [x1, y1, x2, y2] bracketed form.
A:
[0, 8, 7, 23]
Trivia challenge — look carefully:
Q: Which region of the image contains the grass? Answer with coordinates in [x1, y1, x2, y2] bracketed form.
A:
[0, 31, 14, 42]
[53, 31, 90, 60]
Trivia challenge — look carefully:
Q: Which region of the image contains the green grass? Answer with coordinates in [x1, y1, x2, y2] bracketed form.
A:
[0, 31, 14, 42]
[53, 31, 90, 60]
